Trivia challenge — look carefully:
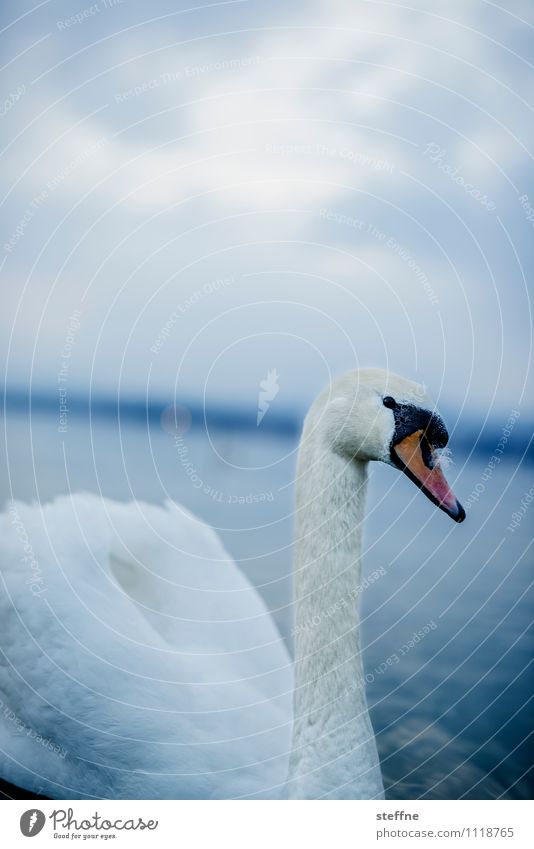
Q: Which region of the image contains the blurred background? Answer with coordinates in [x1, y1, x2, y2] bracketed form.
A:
[1, 0, 533, 799]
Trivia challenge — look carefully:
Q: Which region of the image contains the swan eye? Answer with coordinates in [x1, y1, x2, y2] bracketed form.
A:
[383, 396, 397, 409]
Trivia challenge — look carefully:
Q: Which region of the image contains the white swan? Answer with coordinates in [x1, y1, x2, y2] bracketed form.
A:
[0, 369, 464, 800]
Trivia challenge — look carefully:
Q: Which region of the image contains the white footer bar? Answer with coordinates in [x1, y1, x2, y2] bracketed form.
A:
[3, 799, 532, 848]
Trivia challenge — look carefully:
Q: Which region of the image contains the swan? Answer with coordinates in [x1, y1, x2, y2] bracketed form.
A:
[0, 368, 464, 800]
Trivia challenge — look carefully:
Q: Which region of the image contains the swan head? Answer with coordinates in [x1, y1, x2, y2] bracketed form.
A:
[320, 368, 465, 522]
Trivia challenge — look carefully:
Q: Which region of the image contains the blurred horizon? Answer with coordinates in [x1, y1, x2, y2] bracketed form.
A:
[3, 383, 533, 450]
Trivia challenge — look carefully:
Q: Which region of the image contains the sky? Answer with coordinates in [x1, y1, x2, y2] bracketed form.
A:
[1, 0, 533, 426]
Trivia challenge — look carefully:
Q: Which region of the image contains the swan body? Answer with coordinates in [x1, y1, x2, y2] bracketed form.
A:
[0, 496, 292, 798]
[0, 368, 464, 799]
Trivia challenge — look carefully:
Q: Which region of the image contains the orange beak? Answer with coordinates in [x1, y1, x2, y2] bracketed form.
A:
[391, 430, 465, 522]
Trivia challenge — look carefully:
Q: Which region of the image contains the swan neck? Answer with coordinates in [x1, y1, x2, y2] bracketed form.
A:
[287, 436, 384, 799]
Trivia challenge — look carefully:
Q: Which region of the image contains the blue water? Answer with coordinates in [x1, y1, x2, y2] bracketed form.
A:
[1, 408, 532, 799]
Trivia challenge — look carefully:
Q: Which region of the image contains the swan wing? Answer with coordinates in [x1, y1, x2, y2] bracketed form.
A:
[0, 495, 292, 798]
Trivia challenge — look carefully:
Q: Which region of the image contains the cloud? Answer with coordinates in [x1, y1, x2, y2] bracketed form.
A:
[1, 0, 532, 418]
